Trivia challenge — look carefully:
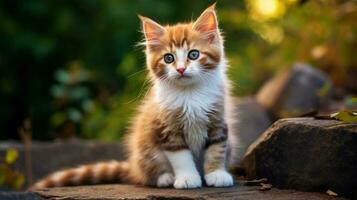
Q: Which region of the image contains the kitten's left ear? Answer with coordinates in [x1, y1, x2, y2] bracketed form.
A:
[138, 15, 165, 42]
[193, 3, 219, 43]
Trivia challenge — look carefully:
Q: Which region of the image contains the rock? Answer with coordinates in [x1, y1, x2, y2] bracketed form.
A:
[0, 140, 124, 189]
[229, 97, 272, 166]
[242, 118, 357, 199]
[33, 183, 348, 200]
[256, 64, 333, 119]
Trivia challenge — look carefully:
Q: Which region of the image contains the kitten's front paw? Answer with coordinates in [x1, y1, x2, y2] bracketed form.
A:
[174, 174, 202, 189]
[205, 170, 234, 187]
[157, 172, 175, 187]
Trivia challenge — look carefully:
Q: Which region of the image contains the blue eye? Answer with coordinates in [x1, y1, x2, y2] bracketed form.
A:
[164, 53, 175, 64]
[188, 50, 200, 60]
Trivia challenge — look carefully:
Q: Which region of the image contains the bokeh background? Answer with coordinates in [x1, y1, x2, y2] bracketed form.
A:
[1, 0, 356, 141]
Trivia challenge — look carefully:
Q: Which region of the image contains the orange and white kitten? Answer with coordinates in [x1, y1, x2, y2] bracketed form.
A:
[33, 3, 234, 189]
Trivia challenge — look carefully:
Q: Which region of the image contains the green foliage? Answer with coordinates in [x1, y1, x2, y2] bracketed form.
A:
[5, 149, 18, 165]
[0, 149, 25, 189]
[0, 0, 355, 140]
[345, 97, 357, 108]
[331, 110, 357, 123]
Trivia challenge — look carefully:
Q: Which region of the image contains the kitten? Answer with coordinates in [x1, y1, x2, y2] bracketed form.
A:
[33, 3, 234, 189]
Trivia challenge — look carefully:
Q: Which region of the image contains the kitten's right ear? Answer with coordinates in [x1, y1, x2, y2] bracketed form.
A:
[138, 15, 165, 42]
[193, 3, 219, 43]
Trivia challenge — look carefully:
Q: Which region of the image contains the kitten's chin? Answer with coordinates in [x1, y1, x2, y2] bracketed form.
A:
[171, 76, 199, 87]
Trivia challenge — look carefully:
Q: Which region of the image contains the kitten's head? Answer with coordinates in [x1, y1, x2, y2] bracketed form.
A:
[139, 4, 224, 86]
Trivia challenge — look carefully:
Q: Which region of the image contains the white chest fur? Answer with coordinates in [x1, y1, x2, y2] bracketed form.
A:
[154, 72, 225, 156]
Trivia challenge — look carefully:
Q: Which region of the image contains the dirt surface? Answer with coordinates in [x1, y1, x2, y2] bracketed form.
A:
[33, 183, 347, 200]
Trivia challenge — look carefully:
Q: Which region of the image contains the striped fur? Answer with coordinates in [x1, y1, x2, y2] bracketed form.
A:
[32, 161, 129, 189]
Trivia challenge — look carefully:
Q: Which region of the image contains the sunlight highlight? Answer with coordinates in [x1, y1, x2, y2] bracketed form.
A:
[248, 0, 286, 22]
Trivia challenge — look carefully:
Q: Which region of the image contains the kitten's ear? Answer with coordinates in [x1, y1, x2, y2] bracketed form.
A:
[193, 3, 219, 43]
[138, 15, 165, 42]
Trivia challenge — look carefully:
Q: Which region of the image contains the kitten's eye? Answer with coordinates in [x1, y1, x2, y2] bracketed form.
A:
[163, 53, 175, 64]
[188, 50, 200, 60]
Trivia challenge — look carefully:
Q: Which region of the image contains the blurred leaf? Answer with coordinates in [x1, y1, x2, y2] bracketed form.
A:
[51, 84, 66, 98]
[69, 86, 89, 100]
[55, 70, 70, 84]
[11, 173, 25, 189]
[0, 164, 25, 189]
[330, 111, 357, 123]
[50, 112, 67, 127]
[68, 108, 82, 122]
[345, 97, 357, 108]
[0, 165, 6, 186]
[5, 149, 18, 164]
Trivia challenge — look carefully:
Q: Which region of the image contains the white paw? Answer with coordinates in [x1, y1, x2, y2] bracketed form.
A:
[157, 173, 175, 187]
[174, 174, 202, 189]
[205, 170, 234, 187]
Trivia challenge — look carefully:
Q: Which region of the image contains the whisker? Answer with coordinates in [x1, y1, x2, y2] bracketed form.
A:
[124, 74, 152, 104]
[128, 69, 147, 79]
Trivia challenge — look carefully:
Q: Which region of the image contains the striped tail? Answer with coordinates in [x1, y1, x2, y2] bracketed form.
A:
[31, 160, 129, 189]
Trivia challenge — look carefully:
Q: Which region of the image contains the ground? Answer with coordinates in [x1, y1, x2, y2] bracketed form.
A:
[31, 183, 347, 200]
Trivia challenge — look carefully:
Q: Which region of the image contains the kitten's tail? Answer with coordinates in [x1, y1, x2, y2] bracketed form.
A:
[31, 160, 129, 189]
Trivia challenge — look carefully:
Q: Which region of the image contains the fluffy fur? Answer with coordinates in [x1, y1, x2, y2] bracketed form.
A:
[32, 3, 235, 190]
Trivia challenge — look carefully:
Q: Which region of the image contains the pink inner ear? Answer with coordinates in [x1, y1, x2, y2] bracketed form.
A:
[195, 12, 217, 33]
[143, 21, 164, 41]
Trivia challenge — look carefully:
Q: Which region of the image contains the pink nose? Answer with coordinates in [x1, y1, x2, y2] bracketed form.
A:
[176, 67, 186, 75]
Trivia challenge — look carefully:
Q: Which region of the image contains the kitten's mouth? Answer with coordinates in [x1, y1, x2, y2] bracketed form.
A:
[176, 73, 192, 79]
[177, 75, 191, 79]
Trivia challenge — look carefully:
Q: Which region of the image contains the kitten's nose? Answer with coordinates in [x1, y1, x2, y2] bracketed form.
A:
[176, 67, 186, 75]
